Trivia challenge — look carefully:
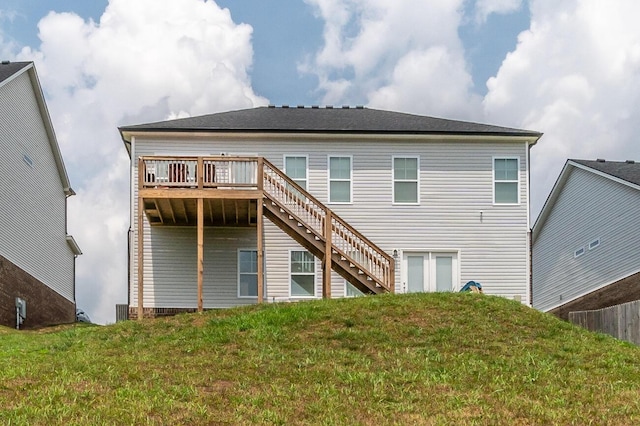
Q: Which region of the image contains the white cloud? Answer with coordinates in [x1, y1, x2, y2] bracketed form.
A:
[368, 46, 482, 121]
[484, 0, 640, 218]
[474, 0, 523, 24]
[302, 0, 481, 118]
[11, 0, 267, 324]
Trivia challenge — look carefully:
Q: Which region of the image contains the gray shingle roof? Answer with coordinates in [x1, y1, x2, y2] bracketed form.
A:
[120, 106, 542, 137]
[572, 159, 640, 187]
[0, 61, 31, 84]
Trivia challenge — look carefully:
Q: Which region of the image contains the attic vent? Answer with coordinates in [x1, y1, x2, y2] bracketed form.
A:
[268, 104, 275, 108]
[342, 105, 350, 109]
[297, 105, 305, 108]
[23, 154, 33, 168]
[626, 160, 636, 164]
[596, 158, 605, 162]
[281, 105, 289, 108]
[356, 105, 364, 109]
[325, 105, 333, 109]
[311, 105, 319, 109]
[1, 60, 10, 65]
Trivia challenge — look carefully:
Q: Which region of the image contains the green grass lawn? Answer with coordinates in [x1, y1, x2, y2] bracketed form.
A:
[1, 293, 640, 425]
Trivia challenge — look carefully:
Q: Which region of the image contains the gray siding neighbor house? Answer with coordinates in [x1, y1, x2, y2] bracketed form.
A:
[532, 159, 640, 319]
[119, 106, 541, 320]
[0, 61, 81, 329]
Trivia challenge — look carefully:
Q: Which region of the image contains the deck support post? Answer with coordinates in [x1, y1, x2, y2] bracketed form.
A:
[257, 195, 264, 303]
[137, 157, 144, 320]
[257, 158, 264, 303]
[137, 195, 144, 320]
[197, 197, 204, 312]
[389, 257, 395, 294]
[323, 209, 332, 299]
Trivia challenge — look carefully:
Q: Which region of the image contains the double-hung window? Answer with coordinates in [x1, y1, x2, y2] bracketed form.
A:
[328, 156, 352, 203]
[284, 156, 308, 190]
[284, 155, 308, 203]
[290, 250, 315, 297]
[393, 156, 419, 204]
[493, 158, 519, 204]
[238, 249, 258, 297]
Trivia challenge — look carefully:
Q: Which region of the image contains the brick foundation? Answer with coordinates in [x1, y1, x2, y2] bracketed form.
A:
[550, 271, 640, 320]
[0, 254, 75, 329]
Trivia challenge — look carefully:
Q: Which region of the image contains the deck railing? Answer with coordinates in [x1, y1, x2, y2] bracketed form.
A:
[140, 156, 258, 189]
[139, 155, 394, 291]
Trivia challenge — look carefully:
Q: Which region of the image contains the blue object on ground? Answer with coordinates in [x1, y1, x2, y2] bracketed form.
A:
[460, 281, 483, 292]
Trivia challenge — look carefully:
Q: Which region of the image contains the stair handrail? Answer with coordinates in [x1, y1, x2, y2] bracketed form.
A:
[261, 158, 394, 291]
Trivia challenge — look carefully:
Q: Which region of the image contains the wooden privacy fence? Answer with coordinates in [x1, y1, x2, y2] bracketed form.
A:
[568, 300, 640, 345]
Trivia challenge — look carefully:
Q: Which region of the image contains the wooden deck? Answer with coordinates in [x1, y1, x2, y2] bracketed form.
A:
[139, 156, 261, 226]
[136, 155, 395, 320]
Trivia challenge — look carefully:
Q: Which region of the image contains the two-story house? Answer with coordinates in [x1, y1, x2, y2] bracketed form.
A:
[119, 106, 541, 319]
[0, 61, 81, 329]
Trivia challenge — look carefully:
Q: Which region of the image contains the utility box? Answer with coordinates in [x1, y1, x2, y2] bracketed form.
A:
[15, 297, 26, 329]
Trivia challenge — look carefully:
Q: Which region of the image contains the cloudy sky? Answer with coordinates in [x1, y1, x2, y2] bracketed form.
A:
[1, 0, 639, 324]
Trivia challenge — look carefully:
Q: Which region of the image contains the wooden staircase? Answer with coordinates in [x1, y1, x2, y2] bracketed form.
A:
[261, 159, 394, 295]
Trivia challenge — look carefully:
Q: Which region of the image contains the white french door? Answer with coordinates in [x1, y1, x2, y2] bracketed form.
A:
[402, 251, 458, 293]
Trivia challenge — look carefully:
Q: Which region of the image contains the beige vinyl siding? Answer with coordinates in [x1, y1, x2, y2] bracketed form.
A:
[532, 167, 640, 312]
[133, 226, 260, 308]
[132, 136, 530, 306]
[0, 72, 75, 302]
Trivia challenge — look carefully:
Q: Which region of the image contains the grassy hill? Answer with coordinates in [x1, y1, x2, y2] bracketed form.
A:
[1, 293, 640, 425]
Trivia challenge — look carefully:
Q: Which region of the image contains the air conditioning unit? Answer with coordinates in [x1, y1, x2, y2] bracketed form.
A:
[15, 297, 26, 329]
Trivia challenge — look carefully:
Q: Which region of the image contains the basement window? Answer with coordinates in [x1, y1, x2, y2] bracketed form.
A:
[574, 247, 585, 258]
[588, 239, 600, 250]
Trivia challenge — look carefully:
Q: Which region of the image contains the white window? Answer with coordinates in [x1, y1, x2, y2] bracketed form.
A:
[493, 158, 519, 204]
[574, 247, 585, 258]
[284, 156, 308, 190]
[238, 250, 258, 297]
[588, 239, 600, 250]
[290, 250, 316, 297]
[328, 156, 352, 203]
[393, 156, 419, 204]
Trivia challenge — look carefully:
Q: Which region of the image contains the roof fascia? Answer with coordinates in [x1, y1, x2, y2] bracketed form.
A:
[0, 63, 30, 90]
[120, 129, 540, 144]
[571, 161, 640, 192]
[25, 65, 74, 194]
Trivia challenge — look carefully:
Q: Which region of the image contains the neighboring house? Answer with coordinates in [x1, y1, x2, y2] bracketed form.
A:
[119, 106, 541, 319]
[532, 159, 640, 319]
[0, 61, 81, 329]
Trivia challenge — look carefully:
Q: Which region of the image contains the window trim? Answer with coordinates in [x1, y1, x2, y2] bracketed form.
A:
[492, 156, 520, 205]
[289, 250, 317, 298]
[237, 248, 259, 298]
[574, 247, 585, 258]
[588, 239, 600, 251]
[327, 155, 353, 204]
[392, 155, 420, 205]
[284, 154, 309, 191]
